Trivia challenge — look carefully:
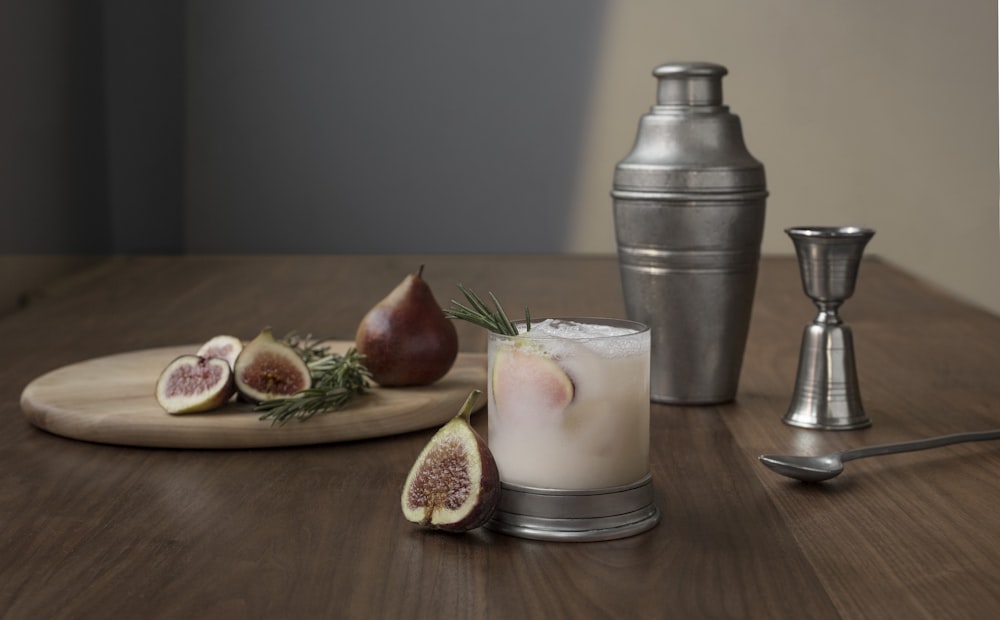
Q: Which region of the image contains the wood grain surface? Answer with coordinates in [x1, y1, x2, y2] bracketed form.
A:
[1, 255, 998, 619]
[20, 343, 487, 448]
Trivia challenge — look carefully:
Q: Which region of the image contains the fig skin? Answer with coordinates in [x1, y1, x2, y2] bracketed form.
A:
[356, 265, 459, 387]
[401, 390, 500, 532]
[233, 328, 312, 403]
[155, 354, 235, 414]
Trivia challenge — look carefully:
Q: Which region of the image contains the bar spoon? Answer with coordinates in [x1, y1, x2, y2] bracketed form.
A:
[758, 429, 1000, 482]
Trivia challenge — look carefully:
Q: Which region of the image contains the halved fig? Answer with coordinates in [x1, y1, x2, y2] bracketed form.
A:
[196, 334, 244, 369]
[491, 345, 574, 418]
[155, 354, 235, 414]
[401, 390, 499, 532]
[233, 328, 311, 402]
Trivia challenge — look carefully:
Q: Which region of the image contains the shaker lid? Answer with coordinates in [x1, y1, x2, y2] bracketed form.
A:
[613, 61, 767, 193]
[654, 62, 727, 107]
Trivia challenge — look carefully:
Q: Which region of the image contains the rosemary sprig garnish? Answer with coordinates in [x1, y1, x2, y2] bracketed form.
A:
[255, 337, 372, 426]
[444, 284, 530, 336]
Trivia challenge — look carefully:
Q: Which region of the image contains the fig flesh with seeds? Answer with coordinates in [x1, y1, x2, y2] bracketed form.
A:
[401, 390, 499, 532]
[196, 334, 244, 369]
[155, 355, 235, 414]
[233, 328, 312, 403]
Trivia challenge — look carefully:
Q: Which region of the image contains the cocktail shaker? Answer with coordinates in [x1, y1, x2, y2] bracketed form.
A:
[613, 62, 767, 404]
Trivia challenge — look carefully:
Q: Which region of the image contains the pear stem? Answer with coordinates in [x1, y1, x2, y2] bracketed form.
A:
[458, 389, 481, 423]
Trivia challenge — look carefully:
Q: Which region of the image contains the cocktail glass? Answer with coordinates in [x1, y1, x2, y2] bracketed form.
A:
[484, 317, 659, 541]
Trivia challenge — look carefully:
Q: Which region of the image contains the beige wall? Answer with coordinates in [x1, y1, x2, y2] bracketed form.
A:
[570, 0, 999, 316]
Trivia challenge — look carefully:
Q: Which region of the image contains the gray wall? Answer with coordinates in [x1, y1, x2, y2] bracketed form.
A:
[104, 0, 184, 253]
[183, 1, 603, 253]
[2, 0, 604, 255]
[1, 1, 110, 253]
[1, 0, 183, 254]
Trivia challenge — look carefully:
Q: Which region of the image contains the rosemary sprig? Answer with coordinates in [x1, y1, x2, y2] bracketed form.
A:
[281, 331, 334, 365]
[255, 340, 372, 426]
[444, 284, 530, 336]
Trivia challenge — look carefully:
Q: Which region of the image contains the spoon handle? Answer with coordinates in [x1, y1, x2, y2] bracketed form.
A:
[840, 429, 1000, 463]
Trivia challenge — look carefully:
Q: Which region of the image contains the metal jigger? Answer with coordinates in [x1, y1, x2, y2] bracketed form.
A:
[784, 226, 875, 430]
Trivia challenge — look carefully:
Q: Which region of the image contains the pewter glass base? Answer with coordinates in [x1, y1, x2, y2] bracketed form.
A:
[485, 474, 659, 542]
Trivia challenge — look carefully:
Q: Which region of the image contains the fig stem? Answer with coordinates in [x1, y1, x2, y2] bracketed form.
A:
[458, 389, 481, 424]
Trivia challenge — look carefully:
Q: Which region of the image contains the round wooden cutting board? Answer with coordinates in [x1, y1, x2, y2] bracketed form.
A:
[20, 343, 487, 449]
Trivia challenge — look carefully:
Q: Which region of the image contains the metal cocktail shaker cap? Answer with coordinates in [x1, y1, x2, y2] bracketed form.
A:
[613, 62, 767, 405]
[613, 62, 767, 195]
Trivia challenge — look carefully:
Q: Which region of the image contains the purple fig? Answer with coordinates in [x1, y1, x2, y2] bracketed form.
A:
[233, 328, 311, 403]
[401, 390, 499, 532]
[196, 334, 244, 369]
[155, 355, 235, 414]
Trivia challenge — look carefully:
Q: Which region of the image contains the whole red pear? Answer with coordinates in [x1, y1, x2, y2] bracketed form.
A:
[355, 265, 459, 387]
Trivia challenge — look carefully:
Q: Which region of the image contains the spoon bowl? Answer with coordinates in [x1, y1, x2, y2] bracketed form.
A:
[759, 429, 1000, 483]
[758, 454, 844, 483]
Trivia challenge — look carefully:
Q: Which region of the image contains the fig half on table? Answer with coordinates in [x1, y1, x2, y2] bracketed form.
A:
[401, 390, 500, 532]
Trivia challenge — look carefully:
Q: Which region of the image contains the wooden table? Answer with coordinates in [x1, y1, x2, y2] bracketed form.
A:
[2, 255, 998, 619]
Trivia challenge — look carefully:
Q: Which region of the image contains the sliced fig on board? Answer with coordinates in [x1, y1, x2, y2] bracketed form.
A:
[155, 355, 235, 414]
[233, 328, 311, 403]
[401, 390, 500, 532]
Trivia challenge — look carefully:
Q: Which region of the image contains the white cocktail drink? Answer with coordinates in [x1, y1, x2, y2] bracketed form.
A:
[487, 318, 650, 490]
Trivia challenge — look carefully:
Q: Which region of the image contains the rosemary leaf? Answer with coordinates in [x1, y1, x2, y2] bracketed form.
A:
[443, 284, 528, 336]
[488, 292, 517, 336]
[282, 331, 336, 364]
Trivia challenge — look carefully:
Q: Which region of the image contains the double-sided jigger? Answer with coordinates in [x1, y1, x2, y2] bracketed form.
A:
[785, 226, 875, 430]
